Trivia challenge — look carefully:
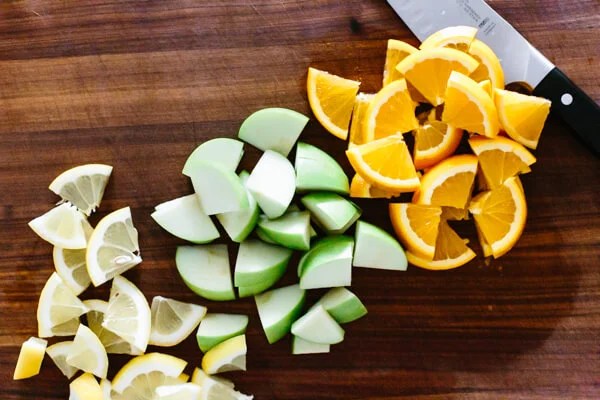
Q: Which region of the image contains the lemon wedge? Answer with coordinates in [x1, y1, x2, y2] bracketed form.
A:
[46, 341, 78, 379]
[13, 337, 47, 380]
[66, 324, 109, 379]
[201, 334, 247, 374]
[149, 296, 207, 347]
[29, 203, 91, 249]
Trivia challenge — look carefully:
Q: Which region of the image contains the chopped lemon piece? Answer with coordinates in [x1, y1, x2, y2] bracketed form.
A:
[66, 324, 109, 379]
[201, 334, 247, 375]
[389, 203, 442, 260]
[46, 341, 78, 379]
[84, 299, 143, 355]
[149, 296, 207, 347]
[13, 337, 47, 380]
[69, 373, 103, 400]
[29, 203, 91, 249]
[53, 247, 91, 296]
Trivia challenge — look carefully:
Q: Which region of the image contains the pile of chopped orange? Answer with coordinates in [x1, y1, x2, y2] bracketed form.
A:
[306, 26, 551, 270]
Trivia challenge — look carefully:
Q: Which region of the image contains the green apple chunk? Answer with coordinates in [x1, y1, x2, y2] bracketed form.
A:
[291, 305, 344, 345]
[255, 284, 306, 344]
[353, 220, 407, 271]
[234, 239, 292, 287]
[257, 211, 311, 251]
[292, 336, 330, 355]
[313, 287, 367, 324]
[301, 192, 361, 234]
[295, 142, 349, 194]
[237, 279, 278, 298]
[190, 162, 248, 215]
[175, 245, 235, 301]
[238, 108, 309, 157]
[216, 171, 259, 242]
[182, 138, 244, 177]
[254, 226, 278, 244]
[151, 194, 220, 243]
[298, 236, 354, 290]
[246, 150, 296, 219]
[196, 313, 249, 353]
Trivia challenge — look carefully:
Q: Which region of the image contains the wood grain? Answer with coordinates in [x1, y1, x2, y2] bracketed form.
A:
[1, 1, 599, 398]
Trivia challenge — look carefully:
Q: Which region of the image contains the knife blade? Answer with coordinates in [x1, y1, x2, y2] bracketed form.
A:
[387, 0, 600, 154]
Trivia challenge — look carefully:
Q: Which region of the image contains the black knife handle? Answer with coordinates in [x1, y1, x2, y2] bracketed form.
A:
[533, 67, 600, 155]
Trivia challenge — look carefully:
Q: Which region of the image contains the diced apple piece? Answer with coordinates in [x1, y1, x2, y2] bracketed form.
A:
[237, 280, 279, 298]
[151, 194, 220, 243]
[295, 142, 349, 194]
[189, 162, 248, 215]
[353, 220, 407, 270]
[256, 211, 311, 251]
[182, 138, 244, 176]
[255, 284, 306, 344]
[238, 108, 308, 157]
[313, 287, 367, 324]
[234, 239, 292, 287]
[291, 305, 344, 345]
[298, 236, 354, 290]
[246, 150, 296, 219]
[196, 313, 249, 353]
[301, 192, 361, 234]
[175, 245, 235, 301]
[292, 336, 330, 355]
[254, 226, 278, 244]
[216, 171, 259, 242]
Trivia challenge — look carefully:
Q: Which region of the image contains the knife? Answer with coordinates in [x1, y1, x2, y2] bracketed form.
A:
[386, 0, 600, 155]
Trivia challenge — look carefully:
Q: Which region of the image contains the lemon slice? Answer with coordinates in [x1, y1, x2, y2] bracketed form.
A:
[13, 337, 47, 380]
[46, 340, 78, 379]
[149, 296, 207, 347]
[84, 299, 143, 355]
[102, 275, 151, 353]
[201, 334, 247, 374]
[192, 368, 253, 400]
[29, 203, 91, 249]
[66, 324, 109, 379]
[155, 383, 202, 399]
[49, 164, 113, 216]
[53, 247, 91, 295]
[37, 272, 89, 338]
[111, 353, 187, 397]
[69, 372, 103, 400]
[86, 207, 142, 286]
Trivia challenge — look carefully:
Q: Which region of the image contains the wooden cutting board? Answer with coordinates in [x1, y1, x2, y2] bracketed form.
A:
[1, 1, 599, 398]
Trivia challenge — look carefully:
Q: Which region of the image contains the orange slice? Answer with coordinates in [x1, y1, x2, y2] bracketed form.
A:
[363, 79, 419, 141]
[469, 135, 536, 188]
[348, 93, 374, 148]
[396, 47, 479, 106]
[307, 67, 360, 140]
[419, 25, 478, 51]
[389, 203, 442, 259]
[349, 174, 400, 199]
[383, 40, 418, 87]
[346, 134, 420, 192]
[442, 71, 500, 137]
[413, 120, 463, 170]
[468, 39, 504, 89]
[413, 154, 478, 209]
[494, 88, 551, 149]
[406, 220, 476, 270]
[468, 176, 527, 258]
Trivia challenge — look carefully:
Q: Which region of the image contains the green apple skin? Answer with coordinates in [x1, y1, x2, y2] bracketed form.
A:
[175, 245, 236, 301]
[182, 138, 244, 176]
[353, 220, 407, 271]
[196, 313, 248, 353]
[256, 211, 311, 251]
[298, 236, 354, 289]
[234, 239, 292, 287]
[237, 278, 280, 298]
[313, 287, 367, 324]
[291, 305, 345, 345]
[216, 171, 259, 243]
[189, 161, 249, 216]
[295, 142, 349, 194]
[255, 284, 306, 344]
[292, 336, 330, 355]
[246, 150, 296, 219]
[238, 108, 308, 157]
[300, 192, 361, 234]
[151, 194, 220, 244]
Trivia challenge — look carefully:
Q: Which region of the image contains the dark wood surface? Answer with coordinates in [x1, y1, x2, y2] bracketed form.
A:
[1, 1, 599, 399]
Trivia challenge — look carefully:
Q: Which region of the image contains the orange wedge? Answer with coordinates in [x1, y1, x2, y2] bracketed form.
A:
[441, 207, 469, 221]
[396, 47, 479, 106]
[420, 25, 478, 51]
[478, 80, 493, 98]
[442, 71, 500, 137]
[363, 79, 419, 141]
[348, 93, 374, 148]
[413, 120, 463, 170]
[413, 154, 478, 209]
[307, 67, 360, 140]
[494, 88, 551, 149]
[389, 203, 442, 259]
[468, 39, 504, 89]
[406, 220, 476, 270]
[350, 174, 400, 199]
[468, 176, 527, 258]
[383, 39, 418, 87]
[346, 134, 420, 192]
[469, 135, 536, 188]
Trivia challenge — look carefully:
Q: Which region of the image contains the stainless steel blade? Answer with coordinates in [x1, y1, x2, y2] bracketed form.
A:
[386, 0, 554, 87]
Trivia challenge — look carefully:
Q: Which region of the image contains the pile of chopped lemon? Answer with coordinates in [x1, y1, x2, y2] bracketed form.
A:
[307, 25, 551, 270]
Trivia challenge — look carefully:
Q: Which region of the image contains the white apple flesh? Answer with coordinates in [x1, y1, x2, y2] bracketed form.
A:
[189, 162, 249, 216]
[182, 138, 244, 176]
[196, 313, 249, 353]
[256, 211, 311, 251]
[216, 171, 259, 243]
[292, 336, 331, 355]
[301, 192, 361, 234]
[291, 305, 345, 345]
